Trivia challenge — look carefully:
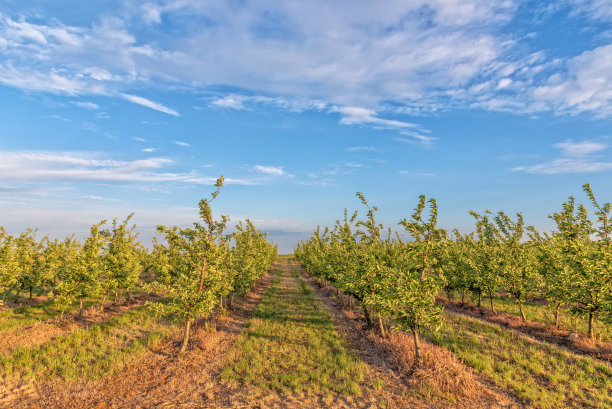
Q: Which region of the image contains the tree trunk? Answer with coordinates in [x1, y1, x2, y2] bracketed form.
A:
[477, 291, 482, 308]
[461, 290, 466, 304]
[518, 303, 526, 322]
[29, 287, 33, 299]
[489, 293, 496, 314]
[2, 290, 6, 305]
[179, 319, 193, 355]
[554, 303, 561, 327]
[413, 330, 421, 363]
[79, 296, 84, 316]
[114, 289, 118, 304]
[588, 312, 595, 339]
[362, 305, 373, 327]
[100, 290, 109, 312]
[126, 289, 131, 303]
[15, 290, 20, 303]
[377, 312, 386, 338]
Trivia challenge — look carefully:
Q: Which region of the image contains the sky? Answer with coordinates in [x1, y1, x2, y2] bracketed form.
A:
[1, 0, 612, 253]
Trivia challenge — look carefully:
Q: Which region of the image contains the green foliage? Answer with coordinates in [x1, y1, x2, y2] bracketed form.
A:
[146, 176, 276, 353]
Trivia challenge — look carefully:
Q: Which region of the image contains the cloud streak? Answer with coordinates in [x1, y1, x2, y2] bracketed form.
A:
[513, 139, 612, 174]
[0, 151, 252, 184]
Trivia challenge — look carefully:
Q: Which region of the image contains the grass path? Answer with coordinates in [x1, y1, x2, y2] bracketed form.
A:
[218, 256, 370, 407]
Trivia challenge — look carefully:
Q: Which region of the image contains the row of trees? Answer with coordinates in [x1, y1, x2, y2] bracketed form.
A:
[0, 215, 143, 318]
[295, 184, 612, 362]
[0, 176, 278, 354]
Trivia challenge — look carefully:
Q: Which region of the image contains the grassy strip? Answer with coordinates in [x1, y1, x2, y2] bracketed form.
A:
[0, 302, 176, 380]
[453, 293, 612, 341]
[220, 257, 367, 400]
[0, 299, 99, 332]
[0, 286, 149, 333]
[432, 313, 612, 409]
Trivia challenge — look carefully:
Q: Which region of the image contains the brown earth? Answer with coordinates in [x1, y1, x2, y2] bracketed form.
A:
[440, 297, 612, 362]
[0, 293, 162, 355]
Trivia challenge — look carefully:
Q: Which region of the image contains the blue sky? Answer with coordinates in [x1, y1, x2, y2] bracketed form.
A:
[1, 0, 612, 253]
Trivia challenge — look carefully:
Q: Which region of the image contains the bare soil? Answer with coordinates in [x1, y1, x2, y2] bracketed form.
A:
[440, 297, 612, 362]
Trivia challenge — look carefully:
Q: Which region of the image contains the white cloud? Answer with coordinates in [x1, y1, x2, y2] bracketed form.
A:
[554, 140, 607, 156]
[334, 106, 417, 129]
[2, 3, 612, 119]
[513, 139, 612, 174]
[252, 165, 286, 176]
[80, 195, 122, 202]
[142, 148, 157, 152]
[141, 3, 163, 24]
[120, 93, 179, 116]
[73, 101, 100, 109]
[172, 140, 191, 147]
[532, 44, 612, 116]
[347, 146, 379, 152]
[398, 170, 435, 177]
[0, 150, 253, 184]
[570, 0, 612, 21]
[513, 158, 612, 174]
[210, 95, 247, 109]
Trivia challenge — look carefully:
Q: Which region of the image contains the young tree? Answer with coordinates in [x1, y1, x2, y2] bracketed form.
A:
[14, 229, 44, 301]
[494, 211, 541, 322]
[549, 192, 611, 339]
[148, 176, 231, 354]
[102, 214, 143, 307]
[388, 195, 447, 362]
[0, 228, 17, 305]
[49, 236, 82, 319]
[469, 210, 502, 313]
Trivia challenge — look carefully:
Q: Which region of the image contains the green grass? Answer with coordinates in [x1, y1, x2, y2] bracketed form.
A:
[0, 298, 99, 332]
[432, 313, 612, 409]
[454, 292, 612, 341]
[0, 302, 176, 380]
[220, 257, 367, 398]
[0, 285, 149, 333]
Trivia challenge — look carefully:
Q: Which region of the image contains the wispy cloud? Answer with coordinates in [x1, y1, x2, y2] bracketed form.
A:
[1, 3, 612, 119]
[347, 146, 380, 152]
[398, 170, 436, 177]
[252, 165, 287, 177]
[172, 140, 191, 147]
[513, 139, 612, 174]
[72, 101, 100, 110]
[554, 140, 607, 156]
[80, 195, 122, 202]
[120, 94, 179, 116]
[0, 151, 253, 184]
